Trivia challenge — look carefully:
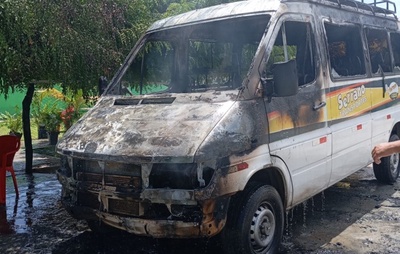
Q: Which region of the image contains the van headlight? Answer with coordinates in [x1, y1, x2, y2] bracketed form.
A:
[149, 163, 214, 189]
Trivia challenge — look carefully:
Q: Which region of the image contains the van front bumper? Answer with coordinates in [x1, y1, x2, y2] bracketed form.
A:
[57, 170, 230, 238]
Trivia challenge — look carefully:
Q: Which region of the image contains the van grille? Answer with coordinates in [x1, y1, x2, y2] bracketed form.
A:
[73, 159, 141, 178]
[108, 199, 141, 216]
[76, 172, 141, 190]
[77, 192, 141, 216]
[73, 159, 141, 188]
[73, 159, 143, 216]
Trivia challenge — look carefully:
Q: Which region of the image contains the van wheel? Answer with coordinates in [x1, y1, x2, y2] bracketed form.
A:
[221, 185, 284, 254]
[373, 134, 400, 184]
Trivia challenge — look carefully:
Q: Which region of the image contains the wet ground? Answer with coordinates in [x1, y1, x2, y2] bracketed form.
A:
[1, 150, 400, 254]
[281, 166, 400, 254]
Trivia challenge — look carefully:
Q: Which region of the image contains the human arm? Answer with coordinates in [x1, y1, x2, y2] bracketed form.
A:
[372, 140, 400, 164]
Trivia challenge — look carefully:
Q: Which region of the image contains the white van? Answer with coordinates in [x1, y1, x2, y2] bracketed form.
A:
[56, 0, 400, 253]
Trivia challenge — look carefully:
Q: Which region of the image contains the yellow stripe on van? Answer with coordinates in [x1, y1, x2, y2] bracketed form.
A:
[267, 81, 400, 134]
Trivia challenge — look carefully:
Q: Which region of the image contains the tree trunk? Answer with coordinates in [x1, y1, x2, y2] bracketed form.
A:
[22, 83, 35, 174]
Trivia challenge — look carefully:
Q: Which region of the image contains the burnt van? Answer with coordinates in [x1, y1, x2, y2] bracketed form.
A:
[56, 0, 400, 253]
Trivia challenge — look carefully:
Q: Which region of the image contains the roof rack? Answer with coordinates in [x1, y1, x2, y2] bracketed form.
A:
[363, 0, 396, 13]
[309, 0, 397, 19]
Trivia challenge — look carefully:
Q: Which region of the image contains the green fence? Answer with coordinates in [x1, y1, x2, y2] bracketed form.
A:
[0, 86, 68, 117]
[0, 91, 26, 115]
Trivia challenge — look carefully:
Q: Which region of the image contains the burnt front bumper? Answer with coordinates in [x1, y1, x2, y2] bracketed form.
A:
[57, 169, 229, 238]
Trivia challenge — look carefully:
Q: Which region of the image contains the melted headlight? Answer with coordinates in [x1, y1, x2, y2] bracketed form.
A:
[149, 163, 214, 189]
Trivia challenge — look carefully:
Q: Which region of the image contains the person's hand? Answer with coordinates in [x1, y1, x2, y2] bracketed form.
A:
[372, 142, 395, 164]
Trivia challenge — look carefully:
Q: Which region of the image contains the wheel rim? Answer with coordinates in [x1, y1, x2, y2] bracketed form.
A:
[390, 152, 400, 175]
[250, 202, 276, 252]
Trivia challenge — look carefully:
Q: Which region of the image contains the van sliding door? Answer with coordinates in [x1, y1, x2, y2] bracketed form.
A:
[324, 22, 372, 185]
[370, 30, 398, 148]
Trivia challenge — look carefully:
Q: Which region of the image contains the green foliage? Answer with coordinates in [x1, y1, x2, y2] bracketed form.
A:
[63, 89, 86, 115]
[0, 107, 23, 134]
[0, 0, 242, 98]
[1, 0, 133, 96]
[41, 103, 63, 132]
[31, 87, 88, 131]
[60, 88, 88, 129]
[163, 1, 195, 17]
[32, 88, 64, 126]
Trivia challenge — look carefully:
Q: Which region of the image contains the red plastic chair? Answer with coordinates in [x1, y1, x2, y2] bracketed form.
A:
[0, 135, 20, 206]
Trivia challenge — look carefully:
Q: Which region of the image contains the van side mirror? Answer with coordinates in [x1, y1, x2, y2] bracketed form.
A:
[262, 59, 299, 99]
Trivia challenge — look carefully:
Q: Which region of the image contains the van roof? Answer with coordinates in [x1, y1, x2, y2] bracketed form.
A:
[147, 0, 397, 32]
[147, 0, 280, 32]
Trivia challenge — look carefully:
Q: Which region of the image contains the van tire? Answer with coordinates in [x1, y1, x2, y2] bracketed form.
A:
[373, 134, 400, 184]
[221, 185, 284, 254]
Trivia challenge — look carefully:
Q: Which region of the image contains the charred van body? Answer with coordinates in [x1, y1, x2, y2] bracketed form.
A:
[57, 0, 400, 253]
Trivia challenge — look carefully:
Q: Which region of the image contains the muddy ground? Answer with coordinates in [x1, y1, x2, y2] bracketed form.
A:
[1, 164, 400, 254]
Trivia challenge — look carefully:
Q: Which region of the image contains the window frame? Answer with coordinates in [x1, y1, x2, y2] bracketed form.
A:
[365, 27, 393, 76]
[259, 15, 319, 89]
[323, 22, 367, 81]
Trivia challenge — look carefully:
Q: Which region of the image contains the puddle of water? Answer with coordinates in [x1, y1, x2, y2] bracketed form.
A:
[0, 173, 61, 235]
[280, 191, 327, 253]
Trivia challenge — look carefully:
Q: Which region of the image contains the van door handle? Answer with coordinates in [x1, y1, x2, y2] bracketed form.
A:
[313, 101, 326, 110]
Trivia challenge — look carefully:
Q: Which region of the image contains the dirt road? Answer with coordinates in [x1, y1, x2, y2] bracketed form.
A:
[1, 164, 400, 253]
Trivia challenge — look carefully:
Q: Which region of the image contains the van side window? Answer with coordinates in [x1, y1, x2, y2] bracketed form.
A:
[325, 23, 366, 78]
[366, 28, 392, 74]
[266, 21, 316, 86]
[390, 33, 400, 72]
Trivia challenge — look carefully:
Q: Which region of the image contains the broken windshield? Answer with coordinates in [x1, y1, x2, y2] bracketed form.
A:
[107, 15, 270, 95]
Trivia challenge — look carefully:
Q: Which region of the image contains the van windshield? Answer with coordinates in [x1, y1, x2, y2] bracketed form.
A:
[107, 15, 270, 95]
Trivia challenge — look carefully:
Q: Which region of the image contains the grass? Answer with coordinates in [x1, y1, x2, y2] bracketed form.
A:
[0, 125, 8, 135]
[0, 122, 39, 140]
[0, 121, 59, 157]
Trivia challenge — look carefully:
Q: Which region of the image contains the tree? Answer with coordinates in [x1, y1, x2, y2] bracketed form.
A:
[0, 0, 239, 173]
[1, 1, 54, 173]
[0, 0, 239, 95]
[0, 0, 153, 173]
